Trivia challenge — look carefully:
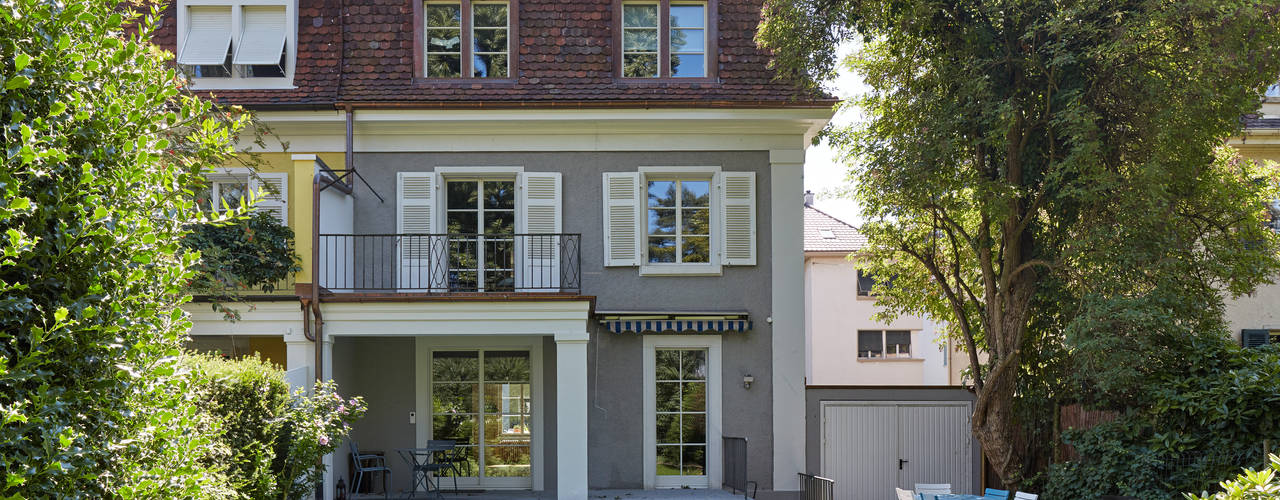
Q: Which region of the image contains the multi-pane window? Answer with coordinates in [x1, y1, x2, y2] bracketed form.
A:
[647, 179, 711, 264]
[668, 4, 705, 77]
[857, 330, 912, 359]
[431, 350, 532, 479]
[655, 349, 707, 477]
[423, 1, 510, 78]
[622, 4, 659, 78]
[620, 1, 707, 78]
[446, 179, 516, 291]
[472, 3, 509, 77]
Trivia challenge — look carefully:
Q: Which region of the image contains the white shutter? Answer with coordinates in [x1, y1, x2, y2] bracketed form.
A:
[178, 6, 232, 66]
[250, 172, 288, 225]
[517, 172, 562, 291]
[718, 171, 756, 266]
[397, 172, 442, 290]
[233, 5, 288, 65]
[603, 172, 642, 266]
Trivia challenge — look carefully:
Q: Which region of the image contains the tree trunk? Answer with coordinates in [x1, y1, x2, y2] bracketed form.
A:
[972, 354, 1027, 488]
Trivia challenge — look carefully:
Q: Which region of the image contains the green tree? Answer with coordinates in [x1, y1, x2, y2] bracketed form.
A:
[0, 0, 253, 496]
[760, 0, 1280, 487]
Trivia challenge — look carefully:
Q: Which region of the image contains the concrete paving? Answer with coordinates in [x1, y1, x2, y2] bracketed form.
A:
[351, 488, 748, 499]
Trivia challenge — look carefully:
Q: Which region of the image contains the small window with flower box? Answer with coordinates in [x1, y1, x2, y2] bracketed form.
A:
[418, 0, 513, 79]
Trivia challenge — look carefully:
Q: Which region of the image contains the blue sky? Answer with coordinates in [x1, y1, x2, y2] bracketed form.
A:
[802, 43, 864, 226]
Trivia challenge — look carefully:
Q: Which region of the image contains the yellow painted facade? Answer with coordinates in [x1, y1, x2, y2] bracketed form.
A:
[236, 152, 346, 287]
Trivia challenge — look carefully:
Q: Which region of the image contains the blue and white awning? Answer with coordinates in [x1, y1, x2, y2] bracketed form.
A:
[597, 311, 752, 335]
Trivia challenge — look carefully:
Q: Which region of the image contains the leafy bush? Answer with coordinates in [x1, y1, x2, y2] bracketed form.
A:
[1043, 341, 1280, 499]
[184, 211, 300, 295]
[184, 354, 366, 500]
[0, 0, 254, 497]
[1186, 454, 1280, 499]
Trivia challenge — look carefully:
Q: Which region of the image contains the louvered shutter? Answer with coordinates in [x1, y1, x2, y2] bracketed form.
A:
[517, 172, 562, 291]
[718, 171, 756, 265]
[233, 5, 288, 65]
[1242, 329, 1272, 348]
[397, 172, 442, 290]
[178, 6, 232, 65]
[250, 172, 288, 225]
[603, 172, 642, 266]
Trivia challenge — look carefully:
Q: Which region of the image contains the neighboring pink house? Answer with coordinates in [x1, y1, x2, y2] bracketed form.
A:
[802, 194, 967, 386]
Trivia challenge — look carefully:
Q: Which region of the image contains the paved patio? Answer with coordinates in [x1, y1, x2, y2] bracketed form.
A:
[351, 489, 748, 499]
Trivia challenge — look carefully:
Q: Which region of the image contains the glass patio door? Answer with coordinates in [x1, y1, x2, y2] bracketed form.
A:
[445, 179, 516, 292]
[430, 350, 533, 489]
[654, 348, 708, 487]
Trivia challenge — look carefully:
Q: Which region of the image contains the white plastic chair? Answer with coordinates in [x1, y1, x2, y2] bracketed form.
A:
[896, 487, 917, 500]
[915, 483, 952, 500]
[1013, 493, 1038, 500]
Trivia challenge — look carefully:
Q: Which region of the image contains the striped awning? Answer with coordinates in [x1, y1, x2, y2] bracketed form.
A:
[599, 317, 747, 337]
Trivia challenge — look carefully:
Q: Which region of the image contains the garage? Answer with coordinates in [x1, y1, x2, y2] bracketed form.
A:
[806, 388, 981, 500]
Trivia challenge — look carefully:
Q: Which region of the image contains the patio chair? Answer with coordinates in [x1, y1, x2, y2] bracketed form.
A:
[428, 439, 464, 493]
[914, 483, 952, 500]
[896, 487, 917, 500]
[1013, 493, 1038, 500]
[984, 488, 1010, 499]
[349, 441, 391, 499]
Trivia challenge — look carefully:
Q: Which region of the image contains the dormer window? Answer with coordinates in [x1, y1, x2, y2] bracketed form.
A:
[176, 0, 294, 89]
[619, 1, 710, 79]
[419, 0, 513, 79]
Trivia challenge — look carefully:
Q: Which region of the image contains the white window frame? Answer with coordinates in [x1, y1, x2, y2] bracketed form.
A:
[440, 173, 518, 292]
[414, 336, 545, 491]
[642, 334, 722, 489]
[638, 166, 722, 276]
[177, 0, 297, 89]
[668, 2, 707, 78]
[204, 167, 288, 224]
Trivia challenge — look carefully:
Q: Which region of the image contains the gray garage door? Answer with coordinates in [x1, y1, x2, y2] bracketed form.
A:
[821, 401, 974, 499]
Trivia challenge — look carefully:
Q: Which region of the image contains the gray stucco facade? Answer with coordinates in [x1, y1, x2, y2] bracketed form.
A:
[330, 150, 779, 493]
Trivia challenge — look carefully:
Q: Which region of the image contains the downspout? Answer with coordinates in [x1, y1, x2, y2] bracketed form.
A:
[313, 172, 322, 384]
[345, 108, 354, 179]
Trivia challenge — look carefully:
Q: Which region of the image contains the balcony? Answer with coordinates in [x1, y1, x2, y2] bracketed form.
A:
[315, 233, 581, 294]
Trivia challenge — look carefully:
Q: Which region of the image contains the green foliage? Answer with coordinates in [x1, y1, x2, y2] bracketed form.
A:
[1041, 342, 1280, 499]
[1186, 454, 1280, 500]
[760, 0, 1280, 486]
[182, 210, 301, 319]
[184, 354, 366, 500]
[0, 0, 260, 496]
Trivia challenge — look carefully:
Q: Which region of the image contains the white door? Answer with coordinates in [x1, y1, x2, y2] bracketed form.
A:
[821, 401, 974, 499]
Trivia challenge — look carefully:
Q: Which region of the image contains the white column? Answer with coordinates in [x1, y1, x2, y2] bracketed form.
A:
[554, 332, 589, 500]
[285, 327, 336, 499]
[770, 149, 807, 492]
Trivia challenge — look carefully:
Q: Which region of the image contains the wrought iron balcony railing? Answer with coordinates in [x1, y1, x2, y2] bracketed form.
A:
[316, 233, 581, 294]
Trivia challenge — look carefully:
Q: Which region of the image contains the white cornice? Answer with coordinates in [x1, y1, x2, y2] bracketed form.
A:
[241, 107, 834, 152]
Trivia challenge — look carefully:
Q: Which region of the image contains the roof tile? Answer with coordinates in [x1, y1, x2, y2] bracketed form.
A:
[804, 205, 867, 253]
[153, 0, 830, 107]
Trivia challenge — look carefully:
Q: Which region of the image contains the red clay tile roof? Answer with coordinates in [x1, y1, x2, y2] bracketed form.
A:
[152, 0, 831, 108]
[804, 204, 866, 253]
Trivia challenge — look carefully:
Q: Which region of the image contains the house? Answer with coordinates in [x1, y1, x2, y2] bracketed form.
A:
[1227, 100, 1280, 348]
[800, 193, 980, 498]
[154, 0, 834, 498]
[802, 194, 963, 386]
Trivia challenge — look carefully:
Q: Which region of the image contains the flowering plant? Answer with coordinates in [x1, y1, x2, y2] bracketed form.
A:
[277, 381, 366, 499]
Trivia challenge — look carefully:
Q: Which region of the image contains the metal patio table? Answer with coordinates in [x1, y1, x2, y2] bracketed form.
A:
[396, 442, 457, 500]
